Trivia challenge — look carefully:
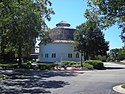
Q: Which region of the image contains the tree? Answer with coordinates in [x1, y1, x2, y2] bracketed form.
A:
[39, 31, 51, 45]
[0, 0, 13, 58]
[109, 48, 120, 61]
[118, 47, 125, 60]
[0, 0, 54, 65]
[84, 0, 125, 32]
[74, 20, 109, 60]
[109, 47, 125, 61]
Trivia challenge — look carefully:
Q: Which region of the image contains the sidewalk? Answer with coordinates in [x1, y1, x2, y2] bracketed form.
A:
[113, 85, 125, 94]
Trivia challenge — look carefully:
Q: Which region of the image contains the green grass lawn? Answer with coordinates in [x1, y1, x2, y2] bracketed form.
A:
[121, 84, 125, 89]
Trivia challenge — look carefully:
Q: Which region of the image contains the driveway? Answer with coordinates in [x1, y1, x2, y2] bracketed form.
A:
[0, 62, 125, 94]
[104, 62, 125, 69]
[48, 62, 125, 94]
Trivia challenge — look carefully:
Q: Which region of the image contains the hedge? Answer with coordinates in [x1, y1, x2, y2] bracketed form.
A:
[83, 63, 94, 70]
[0, 64, 18, 69]
[62, 61, 80, 67]
[37, 63, 56, 70]
[84, 60, 104, 69]
[0, 62, 56, 70]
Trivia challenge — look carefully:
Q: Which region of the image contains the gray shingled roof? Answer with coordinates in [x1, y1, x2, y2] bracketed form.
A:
[49, 21, 76, 41]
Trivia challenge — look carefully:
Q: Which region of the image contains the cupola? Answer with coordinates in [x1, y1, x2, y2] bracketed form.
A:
[56, 20, 70, 27]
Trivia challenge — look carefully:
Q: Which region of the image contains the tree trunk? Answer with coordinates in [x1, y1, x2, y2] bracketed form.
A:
[85, 52, 89, 60]
[1, 34, 5, 61]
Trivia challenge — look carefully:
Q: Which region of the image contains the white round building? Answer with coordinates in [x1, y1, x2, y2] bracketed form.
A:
[39, 21, 83, 62]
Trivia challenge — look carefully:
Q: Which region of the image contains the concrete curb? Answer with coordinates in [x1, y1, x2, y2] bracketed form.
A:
[113, 84, 125, 94]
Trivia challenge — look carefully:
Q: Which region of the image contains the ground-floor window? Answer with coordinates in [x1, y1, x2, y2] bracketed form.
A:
[52, 53, 56, 58]
[76, 53, 79, 58]
[68, 53, 72, 58]
[41, 54, 43, 57]
[45, 53, 49, 58]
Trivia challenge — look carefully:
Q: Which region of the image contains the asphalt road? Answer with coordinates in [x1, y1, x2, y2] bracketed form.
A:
[1, 62, 125, 94]
[45, 62, 125, 94]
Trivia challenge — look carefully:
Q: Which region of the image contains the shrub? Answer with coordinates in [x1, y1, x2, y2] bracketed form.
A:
[95, 55, 107, 62]
[84, 60, 104, 69]
[0, 63, 30, 69]
[62, 61, 80, 67]
[37, 63, 56, 70]
[17, 64, 30, 69]
[37, 64, 46, 70]
[0, 63, 18, 69]
[83, 63, 94, 70]
[26, 61, 32, 68]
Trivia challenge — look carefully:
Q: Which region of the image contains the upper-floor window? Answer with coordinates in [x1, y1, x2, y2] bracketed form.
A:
[52, 53, 56, 58]
[45, 53, 49, 58]
[68, 53, 72, 58]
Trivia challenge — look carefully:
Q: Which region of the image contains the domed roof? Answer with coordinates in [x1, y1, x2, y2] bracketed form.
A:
[56, 20, 70, 27]
[49, 21, 75, 41]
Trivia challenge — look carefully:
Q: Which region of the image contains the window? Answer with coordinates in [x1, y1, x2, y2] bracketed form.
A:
[41, 54, 43, 57]
[76, 53, 79, 58]
[52, 53, 56, 58]
[68, 53, 72, 58]
[45, 53, 49, 58]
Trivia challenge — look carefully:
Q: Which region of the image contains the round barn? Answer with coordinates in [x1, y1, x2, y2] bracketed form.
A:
[39, 21, 84, 62]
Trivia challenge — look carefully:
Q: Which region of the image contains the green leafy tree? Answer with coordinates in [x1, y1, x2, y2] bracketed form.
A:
[108, 47, 125, 61]
[39, 31, 51, 45]
[118, 47, 125, 60]
[74, 20, 109, 60]
[0, 0, 54, 64]
[85, 0, 125, 31]
[84, 0, 125, 61]
[109, 48, 119, 61]
[0, 0, 13, 57]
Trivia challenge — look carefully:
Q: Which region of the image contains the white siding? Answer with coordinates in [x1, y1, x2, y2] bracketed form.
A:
[39, 42, 84, 62]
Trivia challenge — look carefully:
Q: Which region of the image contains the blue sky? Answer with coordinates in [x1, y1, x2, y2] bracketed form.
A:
[46, 0, 124, 50]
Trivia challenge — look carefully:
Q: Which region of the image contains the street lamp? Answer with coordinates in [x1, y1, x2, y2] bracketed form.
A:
[80, 34, 85, 68]
[82, 35, 85, 38]
[81, 52, 83, 68]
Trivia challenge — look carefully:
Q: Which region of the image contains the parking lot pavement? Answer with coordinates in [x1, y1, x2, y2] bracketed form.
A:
[0, 62, 125, 94]
[47, 62, 125, 94]
[104, 62, 125, 69]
